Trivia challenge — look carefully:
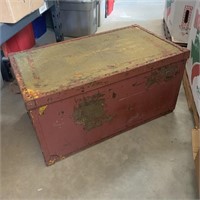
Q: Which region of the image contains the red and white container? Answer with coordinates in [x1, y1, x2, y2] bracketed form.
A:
[186, 0, 200, 117]
[164, 0, 197, 44]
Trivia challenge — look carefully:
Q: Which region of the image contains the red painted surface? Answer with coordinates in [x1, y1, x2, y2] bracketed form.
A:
[9, 26, 190, 166]
[29, 62, 185, 165]
[2, 23, 35, 57]
[107, 0, 114, 16]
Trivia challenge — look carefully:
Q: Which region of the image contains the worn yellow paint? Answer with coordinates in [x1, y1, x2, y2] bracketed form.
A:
[24, 88, 40, 99]
[11, 26, 184, 98]
[74, 93, 112, 130]
[39, 105, 47, 115]
[47, 155, 66, 166]
[48, 159, 56, 166]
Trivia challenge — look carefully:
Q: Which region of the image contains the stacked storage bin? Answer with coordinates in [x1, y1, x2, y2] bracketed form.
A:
[97, 0, 106, 27]
[2, 23, 35, 57]
[106, 0, 114, 16]
[32, 14, 47, 39]
[59, 0, 98, 37]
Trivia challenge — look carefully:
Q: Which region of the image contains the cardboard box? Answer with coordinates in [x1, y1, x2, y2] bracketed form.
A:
[9, 26, 189, 165]
[0, 0, 44, 23]
[164, 0, 196, 44]
[186, 1, 200, 117]
[192, 129, 200, 196]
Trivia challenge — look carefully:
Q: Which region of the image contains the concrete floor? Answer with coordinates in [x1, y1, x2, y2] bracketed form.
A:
[1, 0, 199, 199]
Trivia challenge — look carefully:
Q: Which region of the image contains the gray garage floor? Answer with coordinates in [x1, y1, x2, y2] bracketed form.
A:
[1, 0, 199, 199]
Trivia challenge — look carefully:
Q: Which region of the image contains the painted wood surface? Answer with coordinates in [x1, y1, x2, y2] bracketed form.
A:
[10, 25, 190, 165]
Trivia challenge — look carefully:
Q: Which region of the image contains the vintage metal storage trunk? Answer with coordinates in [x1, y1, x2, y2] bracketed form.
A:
[9, 25, 189, 166]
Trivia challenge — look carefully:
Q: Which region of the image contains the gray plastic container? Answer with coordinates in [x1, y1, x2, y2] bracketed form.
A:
[97, 0, 105, 27]
[59, 0, 98, 37]
[0, 72, 3, 89]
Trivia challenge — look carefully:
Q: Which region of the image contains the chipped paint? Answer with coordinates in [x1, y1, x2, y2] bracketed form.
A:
[163, 66, 179, 81]
[48, 155, 66, 166]
[146, 65, 179, 87]
[9, 26, 190, 166]
[24, 88, 40, 99]
[48, 159, 56, 166]
[74, 93, 112, 131]
[39, 105, 48, 115]
[112, 92, 117, 99]
[11, 27, 183, 96]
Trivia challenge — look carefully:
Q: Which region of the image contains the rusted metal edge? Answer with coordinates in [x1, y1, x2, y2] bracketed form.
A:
[9, 56, 37, 110]
[10, 53, 189, 111]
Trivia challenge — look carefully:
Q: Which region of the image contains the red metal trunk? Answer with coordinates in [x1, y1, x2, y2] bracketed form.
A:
[9, 25, 190, 166]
